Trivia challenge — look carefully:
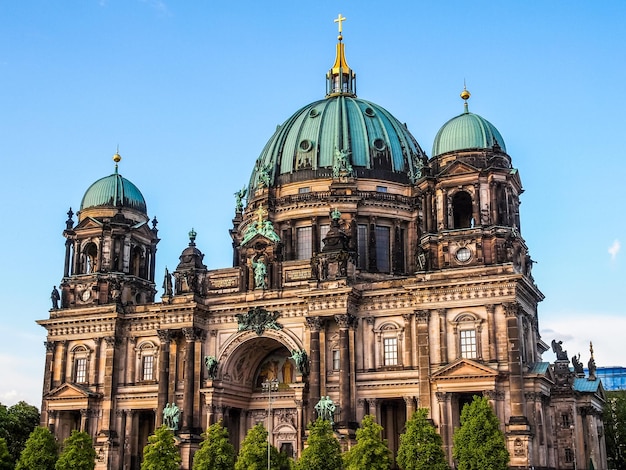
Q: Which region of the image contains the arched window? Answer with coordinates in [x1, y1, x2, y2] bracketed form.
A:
[137, 341, 158, 382]
[375, 322, 403, 367]
[71, 345, 91, 384]
[131, 245, 144, 277]
[452, 191, 473, 229]
[82, 243, 98, 274]
[452, 313, 483, 360]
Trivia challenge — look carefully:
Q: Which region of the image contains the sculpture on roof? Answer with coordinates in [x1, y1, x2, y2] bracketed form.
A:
[162, 267, 173, 296]
[332, 147, 354, 178]
[551, 339, 568, 361]
[234, 186, 247, 213]
[51, 286, 60, 310]
[588, 342, 597, 381]
[572, 353, 584, 375]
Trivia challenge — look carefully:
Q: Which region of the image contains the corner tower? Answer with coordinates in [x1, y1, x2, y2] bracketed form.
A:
[60, 152, 160, 308]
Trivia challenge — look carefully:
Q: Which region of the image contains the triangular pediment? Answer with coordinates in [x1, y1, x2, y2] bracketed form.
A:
[438, 161, 479, 177]
[74, 217, 104, 230]
[432, 358, 499, 381]
[45, 382, 100, 400]
[240, 231, 279, 248]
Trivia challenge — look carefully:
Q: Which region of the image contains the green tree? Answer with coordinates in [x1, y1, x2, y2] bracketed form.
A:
[295, 418, 342, 470]
[141, 425, 181, 470]
[452, 396, 509, 470]
[0, 401, 40, 465]
[396, 408, 449, 470]
[55, 430, 95, 470]
[604, 390, 626, 469]
[0, 438, 12, 470]
[235, 423, 284, 470]
[15, 426, 58, 470]
[343, 415, 391, 470]
[192, 420, 235, 470]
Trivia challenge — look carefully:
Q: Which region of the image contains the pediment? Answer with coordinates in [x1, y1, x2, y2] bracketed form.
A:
[241, 231, 279, 247]
[438, 161, 479, 177]
[74, 217, 104, 230]
[432, 358, 499, 381]
[45, 382, 100, 400]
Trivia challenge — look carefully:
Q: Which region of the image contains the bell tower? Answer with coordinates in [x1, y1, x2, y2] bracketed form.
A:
[416, 88, 533, 278]
[59, 152, 160, 308]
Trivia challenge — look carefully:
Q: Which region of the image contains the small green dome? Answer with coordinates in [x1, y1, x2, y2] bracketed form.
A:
[80, 168, 147, 214]
[432, 110, 506, 157]
[248, 95, 427, 190]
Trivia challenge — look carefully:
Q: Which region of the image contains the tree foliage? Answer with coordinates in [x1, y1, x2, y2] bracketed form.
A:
[396, 408, 449, 470]
[141, 425, 181, 470]
[0, 401, 40, 465]
[295, 418, 342, 470]
[15, 426, 58, 470]
[343, 415, 391, 470]
[192, 420, 235, 470]
[234, 423, 285, 470]
[452, 396, 509, 470]
[55, 430, 95, 470]
[0, 438, 12, 470]
[604, 390, 626, 469]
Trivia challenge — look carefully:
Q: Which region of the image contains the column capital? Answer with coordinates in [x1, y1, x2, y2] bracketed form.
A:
[305, 316, 324, 332]
[415, 309, 431, 324]
[334, 313, 357, 329]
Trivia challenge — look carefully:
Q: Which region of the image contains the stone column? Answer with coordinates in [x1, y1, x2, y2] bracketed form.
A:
[335, 314, 354, 425]
[306, 317, 323, 421]
[58, 340, 68, 386]
[99, 336, 119, 433]
[504, 303, 526, 420]
[127, 336, 137, 384]
[404, 396, 416, 419]
[436, 392, 453, 462]
[402, 314, 413, 368]
[42, 341, 55, 394]
[415, 310, 431, 410]
[64, 239, 72, 277]
[486, 304, 497, 361]
[181, 327, 198, 433]
[425, 189, 433, 233]
[156, 330, 172, 427]
[123, 410, 135, 470]
[367, 398, 379, 423]
[80, 409, 88, 432]
[365, 317, 375, 370]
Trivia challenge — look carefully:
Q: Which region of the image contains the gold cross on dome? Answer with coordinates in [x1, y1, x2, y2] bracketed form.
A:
[254, 204, 268, 229]
[334, 14, 346, 33]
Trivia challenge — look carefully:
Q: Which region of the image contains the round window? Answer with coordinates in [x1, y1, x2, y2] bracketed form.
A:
[373, 138, 386, 151]
[309, 108, 319, 118]
[456, 247, 471, 262]
[365, 107, 375, 117]
[299, 140, 313, 152]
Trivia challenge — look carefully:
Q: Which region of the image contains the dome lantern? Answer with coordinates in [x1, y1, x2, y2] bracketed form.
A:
[326, 14, 356, 98]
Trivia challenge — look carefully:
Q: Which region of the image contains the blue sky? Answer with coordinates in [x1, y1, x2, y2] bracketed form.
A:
[1, 1, 625, 407]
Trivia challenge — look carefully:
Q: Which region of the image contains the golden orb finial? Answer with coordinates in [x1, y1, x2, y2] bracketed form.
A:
[460, 88, 471, 101]
[113, 152, 121, 163]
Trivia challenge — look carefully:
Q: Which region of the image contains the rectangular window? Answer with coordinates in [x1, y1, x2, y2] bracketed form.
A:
[383, 337, 398, 366]
[296, 226, 312, 259]
[561, 413, 571, 428]
[142, 355, 154, 381]
[564, 448, 574, 463]
[357, 224, 368, 269]
[320, 224, 330, 251]
[376, 186, 388, 192]
[375, 226, 390, 273]
[298, 187, 311, 194]
[460, 330, 477, 359]
[75, 358, 87, 383]
[332, 350, 340, 370]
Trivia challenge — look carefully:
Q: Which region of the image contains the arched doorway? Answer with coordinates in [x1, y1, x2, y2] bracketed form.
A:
[204, 331, 306, 457]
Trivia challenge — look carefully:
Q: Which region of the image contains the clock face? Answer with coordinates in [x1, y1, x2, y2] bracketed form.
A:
[81, 289, 91, 301]
[456, 247, 471, 263]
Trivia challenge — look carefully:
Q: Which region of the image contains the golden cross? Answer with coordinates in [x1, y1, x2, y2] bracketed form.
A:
[254, 204, 268, 229]
[334, 14, 346, 34]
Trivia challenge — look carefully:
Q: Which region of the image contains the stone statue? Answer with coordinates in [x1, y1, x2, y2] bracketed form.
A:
[551, 339, 568, 361]
[234, 186, 247, 213]
[204, 355, 218, 379]
[290, 349, 309, 376]
[163, 402, 181, 431]
[162, 267, 173, 296]
[252, 259, 267, 289]
[588, 341, 597, 381]
[314, 396, 336, 425]
[332, 147, 354, 178]
[572, 353, 584, 375]
[51, 286, 60, 309]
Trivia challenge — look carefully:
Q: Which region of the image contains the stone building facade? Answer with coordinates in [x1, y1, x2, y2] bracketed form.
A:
[39, 21, 606, 470]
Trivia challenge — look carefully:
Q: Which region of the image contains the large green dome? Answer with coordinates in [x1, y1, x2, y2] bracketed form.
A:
[432, 107, 506, 157]
[248, 95, 427, 190]
[80, 166, 147, 214]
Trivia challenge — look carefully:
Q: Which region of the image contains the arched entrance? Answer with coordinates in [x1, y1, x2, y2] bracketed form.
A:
[202, 330, 306, 457]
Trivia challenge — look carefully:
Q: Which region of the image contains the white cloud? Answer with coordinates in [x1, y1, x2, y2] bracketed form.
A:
[608, 239, 621, 261]
[541, 312, 626, 368]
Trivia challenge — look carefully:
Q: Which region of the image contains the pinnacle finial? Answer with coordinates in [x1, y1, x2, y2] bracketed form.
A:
[461, 83, 471, 113]
[334, 13, 346, 40]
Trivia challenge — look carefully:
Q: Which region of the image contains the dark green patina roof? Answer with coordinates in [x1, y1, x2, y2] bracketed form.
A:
[248, 95, 427, 190]
[80, 166, 147, 214]
[432, 106, 506, 157]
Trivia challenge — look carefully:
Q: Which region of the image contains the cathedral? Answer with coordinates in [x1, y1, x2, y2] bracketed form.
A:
[38, 16, 606, 470]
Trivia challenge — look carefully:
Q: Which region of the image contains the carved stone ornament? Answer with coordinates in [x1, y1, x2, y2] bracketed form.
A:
[236, 307, 283, 336]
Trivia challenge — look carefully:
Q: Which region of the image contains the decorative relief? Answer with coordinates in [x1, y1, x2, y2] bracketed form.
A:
[236, 307, 282, 336]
